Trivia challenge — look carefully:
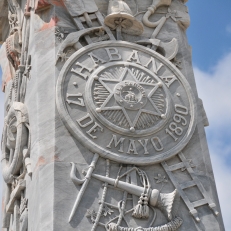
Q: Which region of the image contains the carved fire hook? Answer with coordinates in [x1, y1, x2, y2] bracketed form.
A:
[143, 0, 172, 28]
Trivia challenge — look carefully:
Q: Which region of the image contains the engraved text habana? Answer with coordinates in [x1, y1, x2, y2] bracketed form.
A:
[70, 48, 178, 88]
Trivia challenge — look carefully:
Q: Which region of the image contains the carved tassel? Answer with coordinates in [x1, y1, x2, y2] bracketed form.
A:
[132, 193, 149, 219]
[107, 223, 118, 231]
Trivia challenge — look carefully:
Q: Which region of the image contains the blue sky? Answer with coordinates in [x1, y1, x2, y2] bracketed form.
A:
[186, 1, 231, 230]
[187, 0, 231, 71]
[0, 1, 230, 229]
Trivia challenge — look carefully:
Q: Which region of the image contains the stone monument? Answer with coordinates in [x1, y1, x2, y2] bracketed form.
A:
[0, 0, 225, 230]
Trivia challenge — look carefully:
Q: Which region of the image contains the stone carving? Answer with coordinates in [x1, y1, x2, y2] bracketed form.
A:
[142, 0, 172, 28]
[70, 159, 182, 230]
[56, 41, 197, 165]
[55, 26, 65, 42]
[180, 159, 195, 172]
[6, 65, 28, 108]
[1, 102, 31, 230]
[142, 0, 189, 31]
[6, 30, 21, 69]
[2, 102, 30, 183]
[154, 174, 168, 184]
[5, 0, 32, 104]
[137, 38, 178, 61]
[107, 218, 183, 231]
[171, 58, 182, 69]
[105, 0, 143, 40]
[0, 0, 224, 230]
[56, 27, 111, 63]
[0, 1, 32, 228]
[161, 152, 219, 222]
[135, 0, 179, 61]
[69, 153, 99, 222]
[6, 0, 22, 69]
[19, 198, 28, 231]
[90, 64, 167, 132]
[154, 174, 168, 191]
[56, 0, 115, 63]
[86, 205, 115, 223]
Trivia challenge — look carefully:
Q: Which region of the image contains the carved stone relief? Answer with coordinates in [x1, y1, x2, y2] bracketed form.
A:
[56, 41, 197, 165]
[54, 1, 222, 230]
[104, 0, 143, 40]
[5, 0, 32, 104]
[1, 102, 31, 230]
[0, 0, 224, 230]
[1, 3, 32, 229]
[70, 157, 183, 230]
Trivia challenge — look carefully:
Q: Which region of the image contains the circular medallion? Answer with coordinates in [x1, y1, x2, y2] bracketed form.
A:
[56, 41, 197, 165]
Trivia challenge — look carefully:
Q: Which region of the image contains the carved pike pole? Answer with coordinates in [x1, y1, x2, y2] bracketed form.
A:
[69, 153, 99, 222]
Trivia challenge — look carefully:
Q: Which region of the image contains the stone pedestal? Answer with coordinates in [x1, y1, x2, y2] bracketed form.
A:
[0, 0, 225, 230]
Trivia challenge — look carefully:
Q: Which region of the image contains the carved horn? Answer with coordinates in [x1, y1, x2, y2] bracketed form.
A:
[143, 0, 172, 28]
[1, 102, 29, 184]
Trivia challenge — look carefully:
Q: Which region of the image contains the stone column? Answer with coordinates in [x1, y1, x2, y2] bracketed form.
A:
[0, 0, 225, 230]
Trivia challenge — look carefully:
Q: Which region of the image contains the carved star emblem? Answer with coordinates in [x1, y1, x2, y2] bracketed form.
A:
[95, 66, 165, 131]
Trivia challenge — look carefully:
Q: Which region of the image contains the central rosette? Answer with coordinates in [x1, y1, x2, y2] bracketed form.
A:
[114, 80, 148, 110]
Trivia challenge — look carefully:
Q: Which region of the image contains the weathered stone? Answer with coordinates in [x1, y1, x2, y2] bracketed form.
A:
[0, 0, 225, 230]
[0, 0, 9, 43]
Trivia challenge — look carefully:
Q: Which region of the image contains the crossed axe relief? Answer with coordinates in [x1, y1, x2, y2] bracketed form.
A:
[69, 154, 182, 231]
[56, 0, 189, 63]
[137, 0, 180, 60]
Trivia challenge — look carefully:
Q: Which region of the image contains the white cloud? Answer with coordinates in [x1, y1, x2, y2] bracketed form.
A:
[226, 24, 231, 34]
[211, 151, 231, 230]
[194, 51, 231, 230]
[194, 52, 231, 129]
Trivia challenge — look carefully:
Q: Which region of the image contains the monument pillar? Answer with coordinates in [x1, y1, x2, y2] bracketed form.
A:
[0, 0, 225, 230]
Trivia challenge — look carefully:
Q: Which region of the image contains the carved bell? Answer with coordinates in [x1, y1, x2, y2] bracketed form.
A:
[105, 0, 143, 39]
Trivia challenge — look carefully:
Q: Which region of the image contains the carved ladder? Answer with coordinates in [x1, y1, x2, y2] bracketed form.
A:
[161, 152, 219, 222]
[72, 11, 115, 43]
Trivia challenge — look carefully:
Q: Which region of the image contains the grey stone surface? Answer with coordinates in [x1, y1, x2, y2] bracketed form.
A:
[0, 0, 225, 230]
[0, 0, 9, 43]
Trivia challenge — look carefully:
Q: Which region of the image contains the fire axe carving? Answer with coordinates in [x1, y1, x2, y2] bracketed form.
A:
[137, 0, 179, 60]
[69, 154, 178, 223]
